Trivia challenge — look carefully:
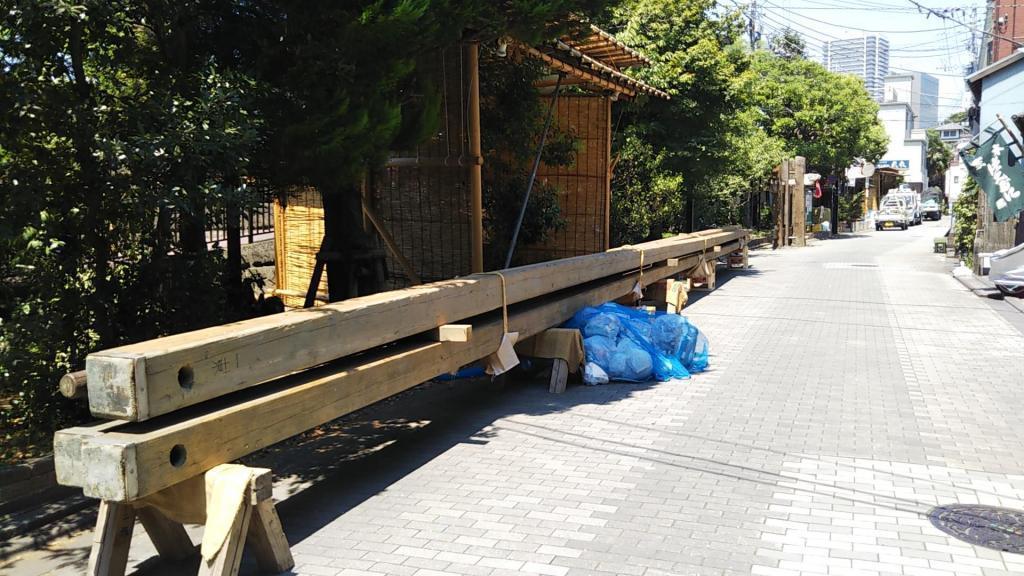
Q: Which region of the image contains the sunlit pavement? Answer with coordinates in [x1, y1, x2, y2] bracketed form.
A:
[6, 218, 1024, 576]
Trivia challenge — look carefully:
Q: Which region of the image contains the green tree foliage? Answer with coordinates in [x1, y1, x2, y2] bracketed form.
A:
[953, 177, 979, 267]
[839, 191, 866, 224]
[0, 2, 270, 456]
[926, 129, 953, 190]
[479, 56, 575, 269]
[0, 0, 612, 456]
[944, 110, 968, 124]
[747, 51, 889, 174]
[607, 0, 784, 241]
[768, 28, 806, 60]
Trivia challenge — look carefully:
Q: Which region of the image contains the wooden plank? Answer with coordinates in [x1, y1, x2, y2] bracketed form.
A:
[85, 228, 746, 421]
[58, 253, 707, 501]
[247, 500, 294, 573]
[137, 506, 195, 562]
[362, 200, 422, 285]
[87, 501, 135, 576]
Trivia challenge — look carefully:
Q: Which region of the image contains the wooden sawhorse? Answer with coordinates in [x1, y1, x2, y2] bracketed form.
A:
[88, 464, 293, 576]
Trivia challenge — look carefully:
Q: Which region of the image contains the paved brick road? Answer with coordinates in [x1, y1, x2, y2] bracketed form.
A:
[6, 219, 1024, 576]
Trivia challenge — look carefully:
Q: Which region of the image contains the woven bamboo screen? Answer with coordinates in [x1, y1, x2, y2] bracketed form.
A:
[272, 188, 327, 308]
[519, 95, 611, 264]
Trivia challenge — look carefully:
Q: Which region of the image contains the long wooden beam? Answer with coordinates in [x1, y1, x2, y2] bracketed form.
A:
[56, 243, 742, 502]
[86, 229, 745, 421]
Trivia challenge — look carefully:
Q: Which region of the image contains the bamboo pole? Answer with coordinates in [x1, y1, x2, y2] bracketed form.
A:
[467, 41, 484, 273]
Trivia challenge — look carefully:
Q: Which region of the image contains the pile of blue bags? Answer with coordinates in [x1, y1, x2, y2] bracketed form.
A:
[564, 303, 709, 384]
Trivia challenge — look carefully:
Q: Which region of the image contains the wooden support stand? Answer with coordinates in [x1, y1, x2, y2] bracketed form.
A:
[87, 465, 293, 576]
[689, 259, 717, 292]
[645, 278, 689, 314]
[549, 359, 570, 394]
[514, 328, 584, 395]
[728, 244, 749, 269]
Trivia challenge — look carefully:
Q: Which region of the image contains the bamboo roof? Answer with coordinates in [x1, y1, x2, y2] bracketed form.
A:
[518, 24, 669, 100]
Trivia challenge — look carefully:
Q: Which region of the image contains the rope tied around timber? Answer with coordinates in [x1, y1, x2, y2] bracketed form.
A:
[482, 272, 510, 333]
[682, 236, 711, 277]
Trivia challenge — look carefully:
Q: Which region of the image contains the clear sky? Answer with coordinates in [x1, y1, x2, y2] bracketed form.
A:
[741, 0, 984, 123]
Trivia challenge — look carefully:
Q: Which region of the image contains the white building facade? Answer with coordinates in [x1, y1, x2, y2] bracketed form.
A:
[877, 102, 928, 186]
[881, 72, 940, 129]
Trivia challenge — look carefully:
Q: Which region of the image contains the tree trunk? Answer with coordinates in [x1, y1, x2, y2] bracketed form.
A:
[70, 20, 114, 346]
[320, 183, 383, 302]
[178, 193, 207, 258]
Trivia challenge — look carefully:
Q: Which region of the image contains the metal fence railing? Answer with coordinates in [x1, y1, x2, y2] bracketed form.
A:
[206, 201, 275, 246]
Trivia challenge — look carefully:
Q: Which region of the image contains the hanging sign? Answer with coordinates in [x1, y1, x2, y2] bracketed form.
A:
[961, 127, 1024, 222]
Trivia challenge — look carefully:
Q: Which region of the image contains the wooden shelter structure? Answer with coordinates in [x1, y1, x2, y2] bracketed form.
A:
[273, 25, 667, 307]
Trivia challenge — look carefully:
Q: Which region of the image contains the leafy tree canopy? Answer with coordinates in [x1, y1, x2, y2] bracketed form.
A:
[768, 28, 806, 60]
[926, 128, 953, 190]
[747, 50, 889, 171]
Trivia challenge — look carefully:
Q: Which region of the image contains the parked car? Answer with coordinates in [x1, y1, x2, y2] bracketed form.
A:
[876, 198, 909, 231]
[921, 198, 942, 221]
[990, 243, 1024, 297]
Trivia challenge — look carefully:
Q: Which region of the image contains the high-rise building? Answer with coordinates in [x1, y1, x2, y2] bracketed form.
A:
[881, 72, 940, 129]
[823, 35, 890, 102]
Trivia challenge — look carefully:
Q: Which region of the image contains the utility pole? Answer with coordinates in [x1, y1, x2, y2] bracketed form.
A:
[747, 1, 760, 48]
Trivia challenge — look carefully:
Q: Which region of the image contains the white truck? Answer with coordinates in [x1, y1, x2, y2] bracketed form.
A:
[884, 189, 921, 226]
[875, 197, 910, 231]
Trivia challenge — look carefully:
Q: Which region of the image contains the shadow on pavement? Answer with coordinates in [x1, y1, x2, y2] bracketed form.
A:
[90, 370, 658, 576]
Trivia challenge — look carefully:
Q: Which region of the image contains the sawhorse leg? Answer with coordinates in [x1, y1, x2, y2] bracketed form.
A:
[88, 501, 136, 576]
[86, 465, 294, 576]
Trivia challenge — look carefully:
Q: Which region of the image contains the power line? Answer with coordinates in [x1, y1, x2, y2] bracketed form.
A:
[760, 0, 962, 33]
[905, 0, 1024, 48]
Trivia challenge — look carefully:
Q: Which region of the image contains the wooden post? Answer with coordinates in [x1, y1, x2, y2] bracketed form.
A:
[604, 97, 612, 251]
[59, 370, 88, 399]
[784, 160, 792, 246]
[88, 501, 136, 576]
[467, 41, 484, 273]
[791, 156, 806, 247]
[775, 160, 790, 248]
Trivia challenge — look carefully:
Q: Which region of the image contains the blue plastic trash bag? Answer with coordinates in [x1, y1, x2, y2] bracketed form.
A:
[607, 339, 653, 382]
[583, 335, 616, 366]
[565, 302, 710, 382]
[583, 313, 620, 340]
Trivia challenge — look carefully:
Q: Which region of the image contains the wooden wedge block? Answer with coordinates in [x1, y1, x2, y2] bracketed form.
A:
[435, 324, 472, 342]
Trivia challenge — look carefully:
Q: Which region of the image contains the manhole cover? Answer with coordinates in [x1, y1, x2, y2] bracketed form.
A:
[928, 504, 1024, 554]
